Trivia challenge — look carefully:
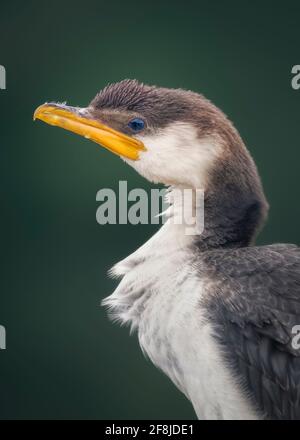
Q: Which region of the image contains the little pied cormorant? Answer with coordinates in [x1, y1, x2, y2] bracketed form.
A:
[34, 79, 300, 420]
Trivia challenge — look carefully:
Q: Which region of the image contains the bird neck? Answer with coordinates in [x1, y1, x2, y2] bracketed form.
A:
[112, 148, 268, 279]
[163, 167, 268, 252]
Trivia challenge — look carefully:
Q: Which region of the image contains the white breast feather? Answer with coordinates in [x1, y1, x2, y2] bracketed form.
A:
[102, 221, 259, 420]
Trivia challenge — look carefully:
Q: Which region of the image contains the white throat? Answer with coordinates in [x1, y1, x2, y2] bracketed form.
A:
[125, 122, 221, 188]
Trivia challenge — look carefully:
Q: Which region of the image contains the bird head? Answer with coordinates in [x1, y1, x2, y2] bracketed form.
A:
[34, 79, 268, 245]
[34, 79, 241, 188]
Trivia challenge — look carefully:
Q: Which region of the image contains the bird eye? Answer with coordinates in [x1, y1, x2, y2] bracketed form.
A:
[128, 118, 145, 132]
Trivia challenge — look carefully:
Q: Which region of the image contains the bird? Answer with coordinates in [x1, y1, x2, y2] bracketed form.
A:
[34, 79, 300, 420]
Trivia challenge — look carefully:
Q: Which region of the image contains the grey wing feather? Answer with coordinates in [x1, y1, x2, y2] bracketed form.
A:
[203, 244, 300, 419]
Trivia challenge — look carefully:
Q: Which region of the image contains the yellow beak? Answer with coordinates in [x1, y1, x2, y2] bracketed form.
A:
[33, 103, 146, 160]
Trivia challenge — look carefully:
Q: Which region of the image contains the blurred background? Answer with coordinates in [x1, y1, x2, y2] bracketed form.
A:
[0, 0, 299, 420]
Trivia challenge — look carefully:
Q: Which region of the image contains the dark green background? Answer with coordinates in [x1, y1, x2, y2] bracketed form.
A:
[0, 0, 299, 420]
